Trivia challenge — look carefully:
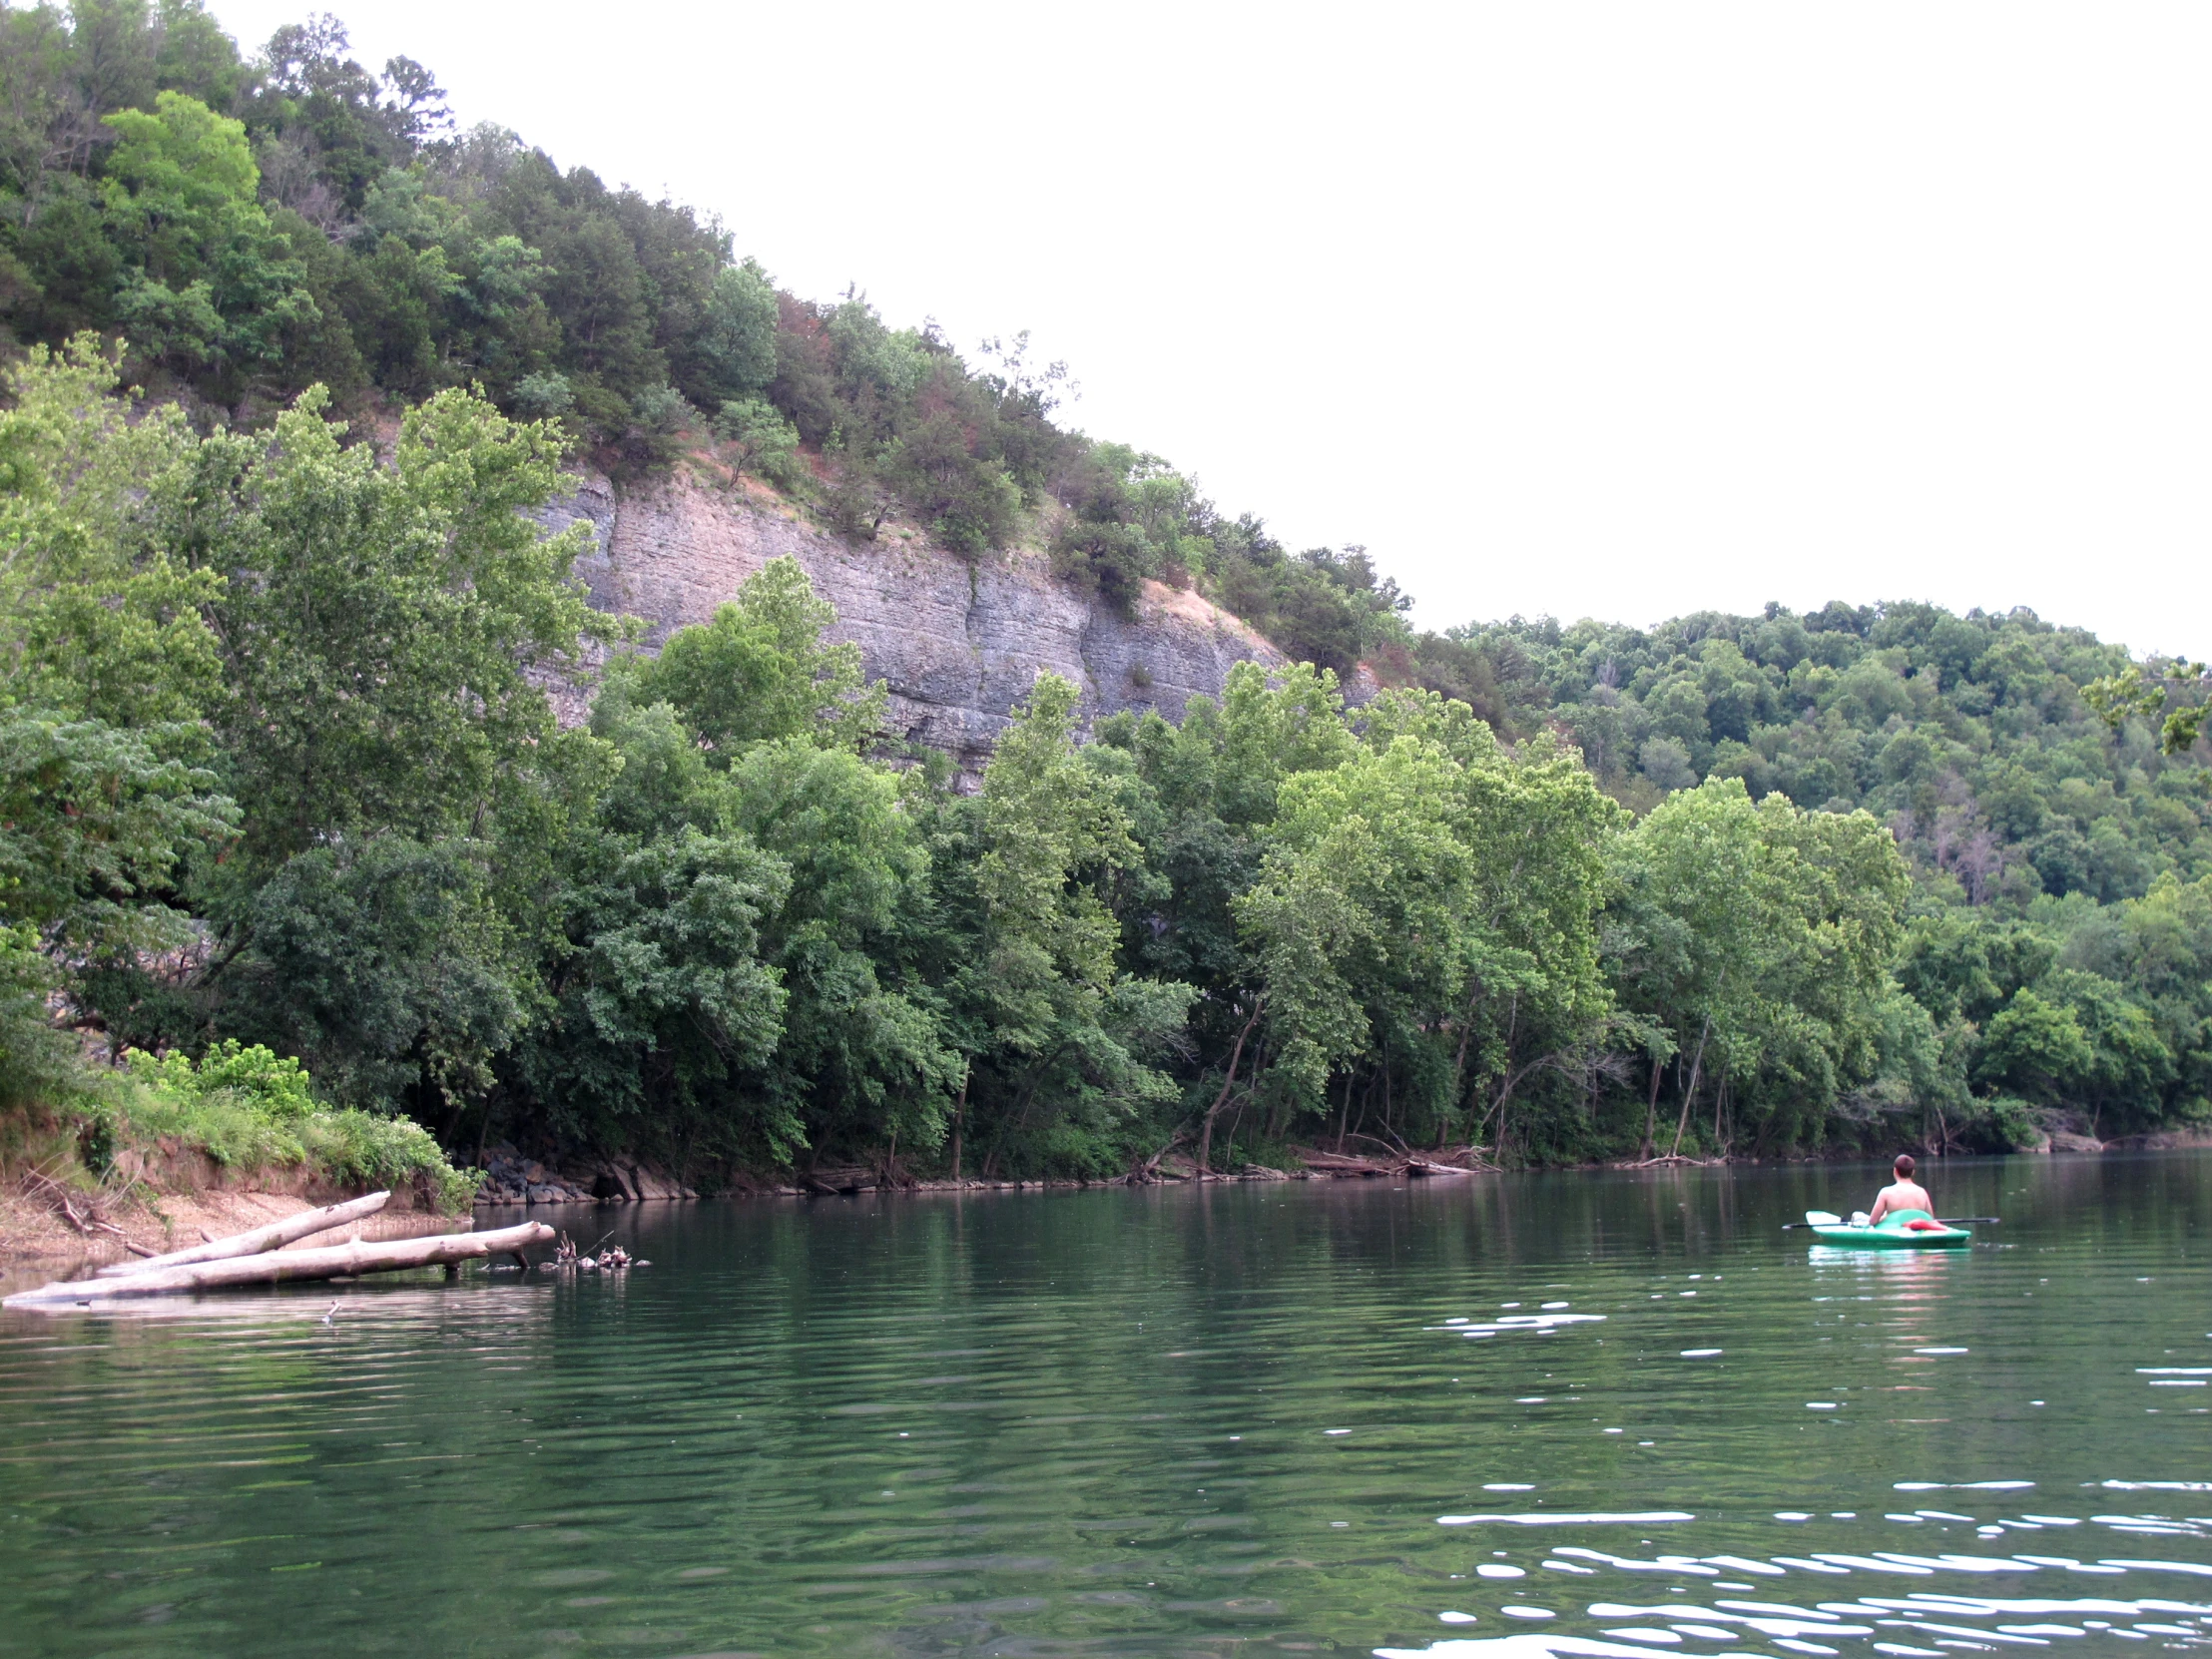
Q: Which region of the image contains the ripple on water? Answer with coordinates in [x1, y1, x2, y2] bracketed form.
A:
[3, 1159, 2210, 1657]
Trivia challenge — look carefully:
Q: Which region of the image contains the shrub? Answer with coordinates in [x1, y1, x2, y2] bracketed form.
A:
[512, 371, 574, 420]
[879, 409, 1020, 555]
[302, 1109, 480, 1211]
[714, 396, 807, 492]
[119, 1041, 478, 1210]
[1051, 519, 1157, 616]
[820, 452, 890, 542]
[631, 383, 691, 433]
[566, 375, 636, 440]
[129, 1039, 317, 1119]
[128, 1084, 307, 1170]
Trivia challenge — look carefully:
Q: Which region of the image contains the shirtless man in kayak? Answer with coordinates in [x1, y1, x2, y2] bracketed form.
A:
[1866, 1153, 1935, 1225]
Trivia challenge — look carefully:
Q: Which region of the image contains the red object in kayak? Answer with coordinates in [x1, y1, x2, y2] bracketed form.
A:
[1804, 1208, 1971, 1246]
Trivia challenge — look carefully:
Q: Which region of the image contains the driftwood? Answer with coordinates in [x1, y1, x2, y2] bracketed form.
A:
[22, 1170, 153, 1253]
[1300, 1150, 1397, 1177]
[540, 1231, 644, 1272]
[94, 1190, 392, 1277]
[1403, 1156, 1478, 1178]
[3, 1221, 555, 1307]
[802, 1165, 879, 1195]
[1298, 1143, 1492, 1179]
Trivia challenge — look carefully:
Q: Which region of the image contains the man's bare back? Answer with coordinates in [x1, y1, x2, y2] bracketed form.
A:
[1867, 1153, 1933, 1225]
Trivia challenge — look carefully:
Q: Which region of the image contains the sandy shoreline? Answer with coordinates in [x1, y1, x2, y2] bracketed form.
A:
[0, 1187, 464, 1293]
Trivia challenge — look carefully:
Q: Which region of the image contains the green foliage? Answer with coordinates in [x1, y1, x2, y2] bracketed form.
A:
[1238, 738, 1470, 1105]
[1043, 444, 1409, 659]
[0, 346, 602, 1134]
[0, 2, 1441, 664]
[525, 811, 792, 1161]
[190, 382, 596, 868]
[1051, 516, 1159, 615]
[1446, 604, 2206, 909]
[513, 370, 573, 419]
[122, 1038, 477, 1210]
[727, 739, 963, 1156]
[1607, 781, 1909, 1156]
[23, 326, 2211, 1174]
[6, 2, 2209, 1187]
[521, 632, 949, 1174]
[974, 674, 1142, 1054]
[630, 383, 689, 433]
[697, 259, 779, 401]
[950, 674, 1194, 1175]
[0, 334, 238, 1102]
[103, 90, 258, 239]
[0, 708, 236, 959]
[213, 835, 531, 1114]
[2083, 660, 2212, 758]
[128, 1037, 315, 1118]
[303, 1109, 478, 1208]
[713, 396, 806, 491]
[100, 91, 317, 379]
[1424, 600, 2212, 1145]
[1988, 1095, 2044, 1151]
[1214, 541, 1409, 678]
[0, 920, 70, 1110]
[880, 405, 1021, 555]
[616, 557, 885, 756]
[0, 336, 221, 726]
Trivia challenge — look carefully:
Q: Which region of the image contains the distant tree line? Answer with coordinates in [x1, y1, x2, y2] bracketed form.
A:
[1395, 605, 2212, 1150]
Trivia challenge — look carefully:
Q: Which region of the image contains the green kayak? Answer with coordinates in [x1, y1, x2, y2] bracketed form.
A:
[1801, 1208, 1971, 1248]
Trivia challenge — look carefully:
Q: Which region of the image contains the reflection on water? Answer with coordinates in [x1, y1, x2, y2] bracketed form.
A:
[0, 1152, 2207, 1657]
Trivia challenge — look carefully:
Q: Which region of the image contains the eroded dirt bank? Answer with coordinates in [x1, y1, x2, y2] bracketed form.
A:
[0, 1185, 462, 1293]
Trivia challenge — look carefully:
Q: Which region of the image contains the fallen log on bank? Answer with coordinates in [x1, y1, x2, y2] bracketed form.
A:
[1299, 1150, 1397, 1177]
[1297, 1145, 1494, 1178]
[93, 1190, 392, 1277]
[3, 1220, 555, 1307]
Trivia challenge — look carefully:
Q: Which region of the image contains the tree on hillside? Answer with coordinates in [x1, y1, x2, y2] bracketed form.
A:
[1608, 780, 1907, 1158]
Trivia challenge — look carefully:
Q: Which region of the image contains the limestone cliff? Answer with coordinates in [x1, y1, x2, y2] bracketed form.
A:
[541, 470, 1283, 781]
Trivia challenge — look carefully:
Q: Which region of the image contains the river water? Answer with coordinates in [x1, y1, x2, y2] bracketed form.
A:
[1, 1154, 2208, 1658]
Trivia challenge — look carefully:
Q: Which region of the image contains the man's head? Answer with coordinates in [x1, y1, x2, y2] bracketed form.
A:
[1895, 1153, 1917, 1179]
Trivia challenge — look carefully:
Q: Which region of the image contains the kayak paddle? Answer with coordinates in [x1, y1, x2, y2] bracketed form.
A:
[1781, 1213, 2000, 1229]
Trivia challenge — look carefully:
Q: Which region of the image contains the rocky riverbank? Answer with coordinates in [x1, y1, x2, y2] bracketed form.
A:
[467, 1143, 1493, 1210]
[473, 1148, 699, 1207]
[465, 1129, 2212, 1216]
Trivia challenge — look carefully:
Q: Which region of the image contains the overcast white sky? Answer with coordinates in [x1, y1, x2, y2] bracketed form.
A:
[211, 1, 2211, 657]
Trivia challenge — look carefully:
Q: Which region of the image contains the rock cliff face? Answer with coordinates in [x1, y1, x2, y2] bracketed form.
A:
[542, 470, 1283, 782]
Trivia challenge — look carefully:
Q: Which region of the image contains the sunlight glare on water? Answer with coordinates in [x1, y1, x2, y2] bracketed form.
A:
[0, 1152, 2207, 1657]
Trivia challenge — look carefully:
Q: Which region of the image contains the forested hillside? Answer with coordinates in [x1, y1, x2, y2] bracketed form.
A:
[1432, 606, 2211, 902]
[1409, 607, 2212, 1152]
[4, 3, 2210, 1191]
[0, 2, 1395, 659]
